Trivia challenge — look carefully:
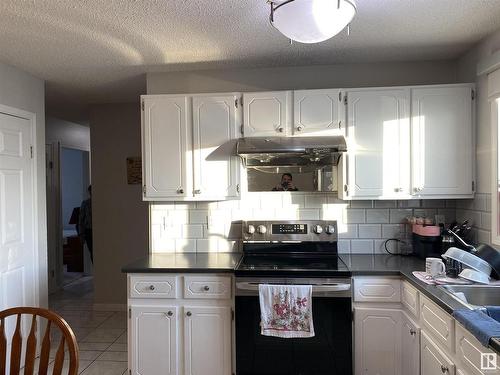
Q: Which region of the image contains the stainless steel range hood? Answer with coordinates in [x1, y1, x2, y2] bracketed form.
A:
[236, 136, 347, 169]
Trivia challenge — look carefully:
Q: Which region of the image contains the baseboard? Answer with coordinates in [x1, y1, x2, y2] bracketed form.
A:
[93, 303, 127, 311]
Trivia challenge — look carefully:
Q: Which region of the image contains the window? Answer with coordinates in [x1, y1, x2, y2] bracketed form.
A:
[492, 96, 500, 245]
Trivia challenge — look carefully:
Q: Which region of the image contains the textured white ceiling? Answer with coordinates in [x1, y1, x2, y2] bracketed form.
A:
[1, 0, 500, 122]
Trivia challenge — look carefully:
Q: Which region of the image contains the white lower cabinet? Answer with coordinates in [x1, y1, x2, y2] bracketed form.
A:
[130, 306, 179, 375]
[354, 307, 402, 375]
[128, 274, 233, 375]
[401, 312, 421, 375]
[184, 306, 232, 375]
[421, 330, 456, 375]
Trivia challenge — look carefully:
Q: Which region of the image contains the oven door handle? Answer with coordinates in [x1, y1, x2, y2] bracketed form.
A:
[235, 282, 351, 293]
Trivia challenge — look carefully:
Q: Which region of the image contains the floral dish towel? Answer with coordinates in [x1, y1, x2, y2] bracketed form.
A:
[259, 284, 314, 338]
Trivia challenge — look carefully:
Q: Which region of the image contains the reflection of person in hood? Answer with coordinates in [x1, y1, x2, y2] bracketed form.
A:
[272, 173, 298, 191]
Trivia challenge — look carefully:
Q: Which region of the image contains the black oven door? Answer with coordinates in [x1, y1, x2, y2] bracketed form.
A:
[235, 280, 352, 375]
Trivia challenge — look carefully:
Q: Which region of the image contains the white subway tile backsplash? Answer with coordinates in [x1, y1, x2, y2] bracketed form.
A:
[183, 224, 204, 239]
[374, 201, 397, 208]
[338, 224, 358, 239]
[189, 210, 209, 224]
[382, 224, 402, 239]
[390, 209, 412, 224]
[337, 240, 351, 253]
[477, 229, 491, 244]
[350, 200, 373, 209]
[175, 239, 196, 252]
[344, 209, 365, 224]
[366, 209, 389, 224]
[374, 239, 396, 254]
[297, 209, 321, 220]
[305, 194, 328, 208]
[358, 224, 381, 239]
[150, 193, 493, 253]
[351, 240, 374, 254]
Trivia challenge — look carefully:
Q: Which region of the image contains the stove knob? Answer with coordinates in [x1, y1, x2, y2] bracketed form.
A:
[257, 225, 267, 234]
[313, 225, 323, 234]
[326, 225, 336, 235]
[247, 225, 256, 234]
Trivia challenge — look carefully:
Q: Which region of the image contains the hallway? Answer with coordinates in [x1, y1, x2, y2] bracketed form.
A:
[48, 277, 128, 374]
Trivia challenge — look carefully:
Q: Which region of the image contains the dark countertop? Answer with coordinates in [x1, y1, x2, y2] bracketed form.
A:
[123, 253, 499, 353]
[121, 253, 241, 273]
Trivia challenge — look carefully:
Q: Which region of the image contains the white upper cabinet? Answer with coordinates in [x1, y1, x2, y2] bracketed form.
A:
[142, 96, 190, 199]
[142, 94, 241, 201]
[192, 95, 240, 200]
[243, 91, 291, 137]
[411, 85, 474, 197]
[342, 88, 411, 199]
[293, 89, 343, 136]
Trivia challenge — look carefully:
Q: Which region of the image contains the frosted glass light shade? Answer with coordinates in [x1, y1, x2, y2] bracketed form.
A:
[271, 0, 356, 43]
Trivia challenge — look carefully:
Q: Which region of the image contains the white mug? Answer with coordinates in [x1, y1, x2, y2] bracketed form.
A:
[426, 257, 446, 277]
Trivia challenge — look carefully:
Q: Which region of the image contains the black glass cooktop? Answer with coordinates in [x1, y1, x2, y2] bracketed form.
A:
[235, 244, 350, 276]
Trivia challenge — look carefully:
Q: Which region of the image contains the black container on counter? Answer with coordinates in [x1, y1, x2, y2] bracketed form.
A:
[412, 233, 442, 259]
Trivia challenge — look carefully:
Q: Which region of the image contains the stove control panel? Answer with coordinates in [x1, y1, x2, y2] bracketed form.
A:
[243, 220, 338, 242]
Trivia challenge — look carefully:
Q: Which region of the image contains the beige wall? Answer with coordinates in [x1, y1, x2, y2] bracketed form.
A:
[90, 103, 148, 306]
[46, 117, 90, 151]
[0, 62, 47, 308]
[455, 28, 500, 245]
[147, 60, 459, 94]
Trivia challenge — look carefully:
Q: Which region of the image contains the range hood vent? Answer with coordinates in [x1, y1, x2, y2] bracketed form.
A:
[236, 136, 347, 169]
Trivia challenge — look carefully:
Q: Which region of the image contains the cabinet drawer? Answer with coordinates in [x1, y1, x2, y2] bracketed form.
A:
[421, 330, 456, 375]
[402, 281, 420, 318]
[129, 275, 178, 299]
[456, 323, 499, 375]
[353, 277, 401, 302]
[183, 276, 231, 299]
[420, 295, 455, 351]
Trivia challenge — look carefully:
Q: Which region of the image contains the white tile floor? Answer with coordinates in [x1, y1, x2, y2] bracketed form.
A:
[48, 276, 128, 375]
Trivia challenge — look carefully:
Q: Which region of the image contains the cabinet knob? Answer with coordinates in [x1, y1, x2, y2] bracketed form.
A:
[414, 187, 423, 193]
[440, 365, 449, 373]
[194, 189, 201, 195]
[177, 188, 184, 194]
[186, 311, 192, 317]
[167, 311, 173, 317]
[394, 187, 403, 193]
[278, 127, 284, 133]
[297, 125, 303, 132]
[409, 329, 416, 336]
[203, 285, 210, 291]
[149, 285, 155, 291]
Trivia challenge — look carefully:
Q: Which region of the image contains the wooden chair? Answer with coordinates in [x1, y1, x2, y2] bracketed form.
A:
[0, 307, 79, 375]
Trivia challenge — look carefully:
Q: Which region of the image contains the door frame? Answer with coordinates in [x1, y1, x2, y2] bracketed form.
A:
[0, 103, 40, 308]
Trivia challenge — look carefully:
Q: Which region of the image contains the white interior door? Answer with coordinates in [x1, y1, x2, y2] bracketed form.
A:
[0, 110, 36, 311]
[192, 95, 240, 199]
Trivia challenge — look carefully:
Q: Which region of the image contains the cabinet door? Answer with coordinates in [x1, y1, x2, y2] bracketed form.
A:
[142, 96, 191, 200]
[354, 307, 402, 375]
[192, 95, 240, 200]
[293, 89, 342, 136]
[421, 331, 456, 375]
[130, 305, 178, 375]
[345, 88, 410, 199]
[411, 85, 474, 197]
[243, 91, 291, 137]
[183, 306, 232, 375]
[401, 312, 420, 375]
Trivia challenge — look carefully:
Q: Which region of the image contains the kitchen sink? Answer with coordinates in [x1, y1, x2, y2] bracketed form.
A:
[439, 284, 500, 310]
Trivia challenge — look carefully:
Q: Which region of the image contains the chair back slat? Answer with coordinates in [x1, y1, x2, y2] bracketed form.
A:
[52, 336, 66, 375]
[9, 314, 22, 375]
[0, 318, 6, 374]
[23, 315, 37, 375]
[38, 320, 52, 375]
[0, 307, 79, 375]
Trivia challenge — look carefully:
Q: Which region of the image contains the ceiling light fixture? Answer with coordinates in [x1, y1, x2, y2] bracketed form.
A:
[269, 0, 356, 44]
